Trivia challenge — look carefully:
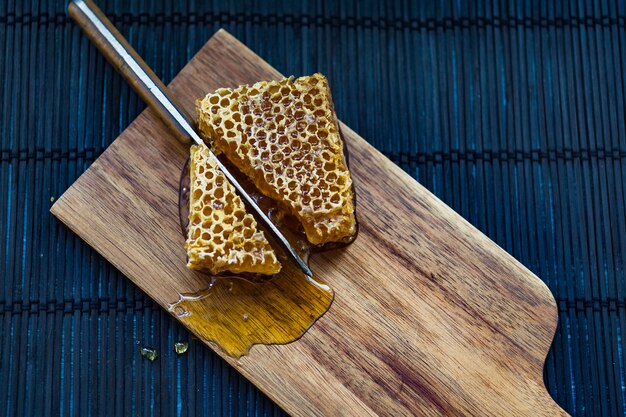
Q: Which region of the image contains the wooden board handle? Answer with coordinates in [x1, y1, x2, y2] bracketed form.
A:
[68, 0, 193, 145]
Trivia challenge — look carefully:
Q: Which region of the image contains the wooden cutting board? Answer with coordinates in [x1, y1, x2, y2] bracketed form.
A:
[51, 29, 566, 416]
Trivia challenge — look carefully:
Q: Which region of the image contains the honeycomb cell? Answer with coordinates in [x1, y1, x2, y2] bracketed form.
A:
[185, 145, 281, 275]
[197, 73, 356, 245]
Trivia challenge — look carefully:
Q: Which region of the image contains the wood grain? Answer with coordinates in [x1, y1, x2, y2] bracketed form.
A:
[51, 29, 567, 416]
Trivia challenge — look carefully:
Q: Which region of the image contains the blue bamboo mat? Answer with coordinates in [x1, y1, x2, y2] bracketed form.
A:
[2, 0, 626, 415]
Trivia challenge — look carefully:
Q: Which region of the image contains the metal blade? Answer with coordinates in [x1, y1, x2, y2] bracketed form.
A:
[70, 0, 313, 277]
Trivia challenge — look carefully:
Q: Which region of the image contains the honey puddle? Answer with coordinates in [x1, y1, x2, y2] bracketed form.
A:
[171, 157, 352, 358]
[169, 262, 333, 358]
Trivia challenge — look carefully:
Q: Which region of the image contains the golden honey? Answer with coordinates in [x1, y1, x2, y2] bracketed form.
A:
[176, 74, 358, 357]
[169, 258, 333, 358]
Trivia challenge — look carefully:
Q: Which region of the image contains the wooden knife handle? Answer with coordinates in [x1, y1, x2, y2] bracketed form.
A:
[68, 0, 193, 145]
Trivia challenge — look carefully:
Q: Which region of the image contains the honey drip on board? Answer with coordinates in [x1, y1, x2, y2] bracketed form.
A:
[169, 263, 333, 358]
[172, 157, 356, 358]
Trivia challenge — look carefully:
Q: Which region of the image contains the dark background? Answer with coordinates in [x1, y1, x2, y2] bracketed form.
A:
[2, 0, 626, 416]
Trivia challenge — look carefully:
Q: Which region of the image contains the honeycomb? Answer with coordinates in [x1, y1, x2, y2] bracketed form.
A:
[197, 73, 356, 246]
[185, 144, 282, 275]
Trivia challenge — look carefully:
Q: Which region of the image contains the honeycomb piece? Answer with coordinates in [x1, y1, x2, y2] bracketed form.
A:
[197, 73, 356, 246]
[185, 145, 281, 275]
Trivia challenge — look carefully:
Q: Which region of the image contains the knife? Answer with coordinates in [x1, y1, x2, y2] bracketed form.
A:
[68, 0, 313, 278]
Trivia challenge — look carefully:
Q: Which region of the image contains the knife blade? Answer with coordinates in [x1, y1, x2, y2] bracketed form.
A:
[68, 0, 313, 278]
